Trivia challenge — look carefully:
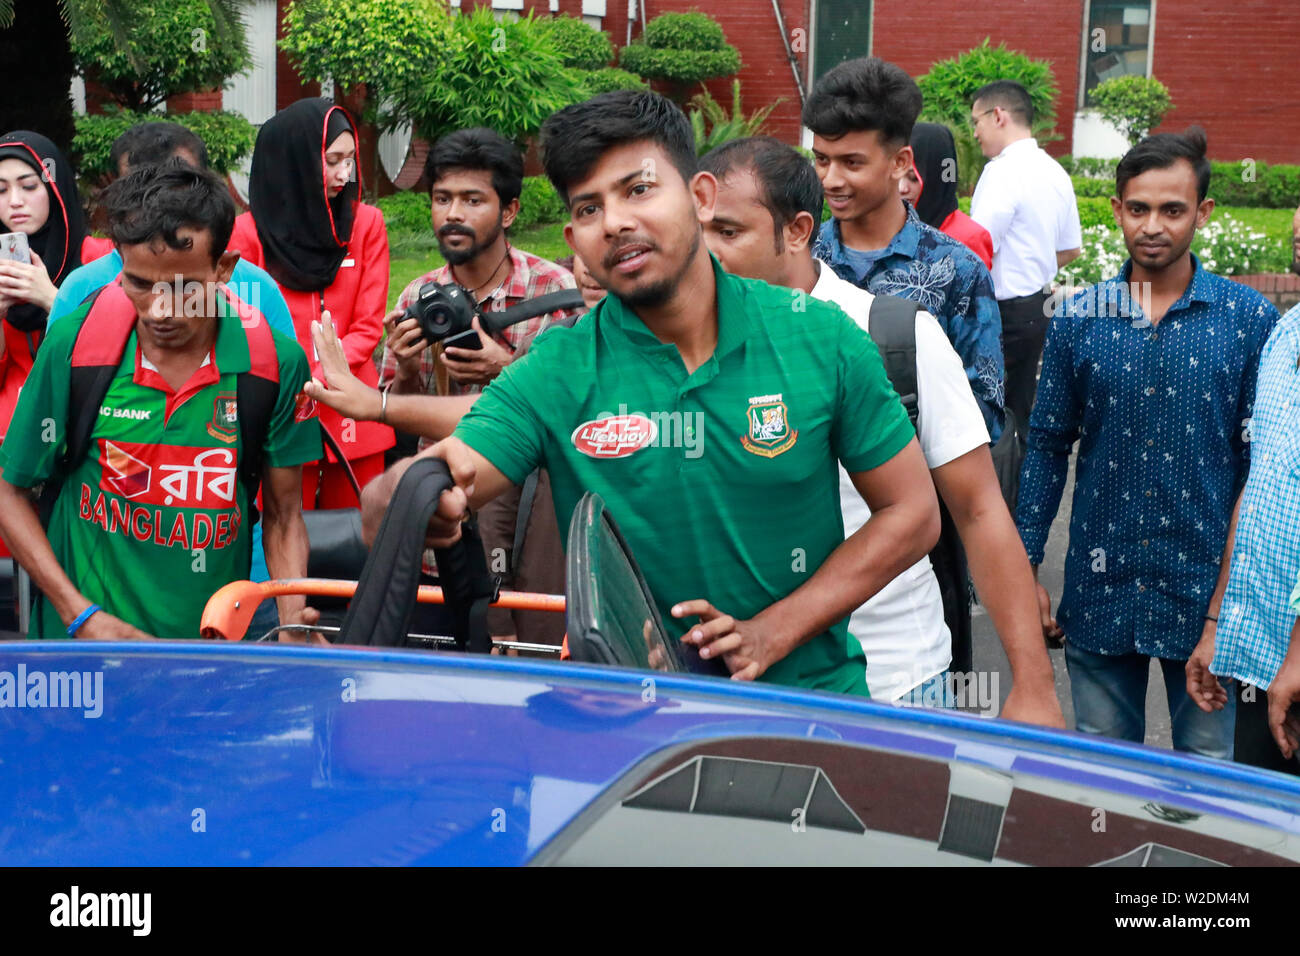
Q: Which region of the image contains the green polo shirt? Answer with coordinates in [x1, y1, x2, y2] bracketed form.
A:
[0, 294, 322, 639]
[454, 254, 915, 696]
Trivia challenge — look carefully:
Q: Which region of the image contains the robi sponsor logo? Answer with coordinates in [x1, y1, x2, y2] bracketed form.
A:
[99, 440, 238, 508]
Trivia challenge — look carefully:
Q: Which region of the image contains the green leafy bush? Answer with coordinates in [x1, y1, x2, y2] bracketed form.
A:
[513, 176, 568, 229]
[1208, 161, 1300, 209]
[381, 175, 568, 241]
[1057, 155, 1117, 179]
[1090, 75, 1172, 147]
[619, 11, 740, 94]
[386, 7, 588, 144]
[280, 0, 449, 128]
[541, 14, 613, 71]
[73, 106, 256, 183]
[918, 39, 1060, 193]
[688, 80, 780, 156]
[1071, 175, 1115, 199]
[1076, 196, 1116, 229]
[376, 189, 431, 236]
[69, 0, 251, 112]
[579, 67, 649, 96]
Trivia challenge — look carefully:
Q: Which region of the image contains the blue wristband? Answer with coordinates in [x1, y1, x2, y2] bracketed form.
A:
[67, 604, 101, 637]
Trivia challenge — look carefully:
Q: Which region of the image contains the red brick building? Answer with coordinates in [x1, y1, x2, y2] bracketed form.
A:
[154, 0, 1298, 194]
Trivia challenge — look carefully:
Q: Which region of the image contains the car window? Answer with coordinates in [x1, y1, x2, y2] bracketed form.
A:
[564, 492, 684, 672]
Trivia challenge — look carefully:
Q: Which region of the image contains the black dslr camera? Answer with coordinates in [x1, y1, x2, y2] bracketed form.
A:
[403, 281, 586, 351]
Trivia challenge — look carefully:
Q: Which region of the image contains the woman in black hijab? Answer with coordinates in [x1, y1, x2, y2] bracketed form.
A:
[228, 98, 393, 509]
[900, 122, 993, 270]
[0, 131, 110, 332]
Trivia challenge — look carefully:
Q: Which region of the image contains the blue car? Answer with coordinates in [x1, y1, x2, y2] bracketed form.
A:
[2, 463, 1299, 866]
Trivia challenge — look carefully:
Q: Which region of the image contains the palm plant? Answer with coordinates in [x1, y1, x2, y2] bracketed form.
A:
[687, 79, 782, 157]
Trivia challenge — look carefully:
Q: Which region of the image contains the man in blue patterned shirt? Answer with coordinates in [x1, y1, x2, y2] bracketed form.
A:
[805, 58, 1005, 441]
[1186, 302, 1300, 775]
[1017, 128, 1279, 758]
[804, 57, 1006, 677]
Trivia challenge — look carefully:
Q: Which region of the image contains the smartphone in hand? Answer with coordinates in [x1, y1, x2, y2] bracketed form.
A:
[0, 232, 31, 264]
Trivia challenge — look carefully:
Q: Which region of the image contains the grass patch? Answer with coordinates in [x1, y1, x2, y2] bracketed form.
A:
[387, 222, 570, 310]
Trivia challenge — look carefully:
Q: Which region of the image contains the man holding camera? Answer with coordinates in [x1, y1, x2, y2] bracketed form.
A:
[377, 127, 579, 645]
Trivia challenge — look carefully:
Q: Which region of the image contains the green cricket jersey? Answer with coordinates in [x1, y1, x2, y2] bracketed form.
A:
[454, 254, 915, 696]
[0, 294, 322, 639]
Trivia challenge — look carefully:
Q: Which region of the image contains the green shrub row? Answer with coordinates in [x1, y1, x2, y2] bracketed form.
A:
[72, 107, 256, 184]
[1059, 155, 1300, 208]
[377, 175, 569, 237]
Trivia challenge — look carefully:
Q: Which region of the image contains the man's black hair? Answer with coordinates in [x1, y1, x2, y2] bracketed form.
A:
[109, 122, 209, 173]
[971, 80, 1034, 127]
[801, 57, 923, 147]
[700, 137, 823, 251]
[540, 90, 698, 205]
[102, 159, 234, 263]
[424, 127, 524, 207]
[1116, 125, 1212, 203]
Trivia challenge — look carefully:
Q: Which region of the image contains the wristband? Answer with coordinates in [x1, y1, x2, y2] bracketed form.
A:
[67, 603, 101, 636]
[1204, 614, 1218, 623]
[380, 387, 389, 424]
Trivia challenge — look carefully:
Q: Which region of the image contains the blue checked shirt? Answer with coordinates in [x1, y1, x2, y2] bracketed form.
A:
[1211, 303, 1300, 688]
[1017, 256, 1279, 660]
[815, 203, 1005, 439]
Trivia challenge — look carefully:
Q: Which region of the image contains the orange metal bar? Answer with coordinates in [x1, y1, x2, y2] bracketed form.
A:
[199, 578, 565, 642]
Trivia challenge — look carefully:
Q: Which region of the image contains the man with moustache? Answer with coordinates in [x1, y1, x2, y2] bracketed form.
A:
[377, 127, 580, 647]
[344, 91, 941, 695]
[1018, 128, 1279, 757]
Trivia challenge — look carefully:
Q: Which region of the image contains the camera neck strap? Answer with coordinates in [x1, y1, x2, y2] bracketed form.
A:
[478, 289, 586, 336]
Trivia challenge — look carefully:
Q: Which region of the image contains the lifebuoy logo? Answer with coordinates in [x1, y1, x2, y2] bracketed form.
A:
[571, 414, 658, 459]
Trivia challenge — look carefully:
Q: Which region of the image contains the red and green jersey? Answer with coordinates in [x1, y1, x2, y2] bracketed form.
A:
[0, 289, 322, 639]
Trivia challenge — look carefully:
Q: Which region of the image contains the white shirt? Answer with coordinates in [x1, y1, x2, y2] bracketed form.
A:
[813, 265, 991, 700]
[970, 137, 1083, 299]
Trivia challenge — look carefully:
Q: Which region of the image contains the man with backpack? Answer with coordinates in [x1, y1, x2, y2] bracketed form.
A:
[0, 163, 322, 639]
[700, 137, 1061, 726]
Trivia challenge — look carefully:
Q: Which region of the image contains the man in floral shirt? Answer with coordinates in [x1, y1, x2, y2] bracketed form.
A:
[804, 56, 1006, 676]
[805, 57, 1005, 441]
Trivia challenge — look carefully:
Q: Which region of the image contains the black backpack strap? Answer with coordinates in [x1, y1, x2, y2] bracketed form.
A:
[236, 371, 278, 527]
[867, 294, 921, 431]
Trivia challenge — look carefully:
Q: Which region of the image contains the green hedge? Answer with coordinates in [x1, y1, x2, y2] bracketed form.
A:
[376, 189, 432, 235]
[1071, 175, 1115, 199]
[1059, 155, 1300, 208]
[378, 176, 568, 238]
[73, 107, 256, 184]
[513, 176, 568, 229]
[1076, 196, 1115, 229]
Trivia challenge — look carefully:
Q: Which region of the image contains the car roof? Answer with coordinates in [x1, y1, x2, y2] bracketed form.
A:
[4, 641, 1299, 866]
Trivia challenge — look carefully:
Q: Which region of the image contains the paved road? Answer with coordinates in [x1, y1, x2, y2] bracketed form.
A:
[970, 452, 1176, 748]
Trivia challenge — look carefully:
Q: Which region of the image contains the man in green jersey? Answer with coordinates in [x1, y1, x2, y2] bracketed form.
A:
[0, 163, 322, 640]
[310, 92, 939, 695]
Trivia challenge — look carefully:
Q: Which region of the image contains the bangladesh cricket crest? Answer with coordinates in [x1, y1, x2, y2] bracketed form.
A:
[207, 393, 238, 444]
[740, 393, 797, 458]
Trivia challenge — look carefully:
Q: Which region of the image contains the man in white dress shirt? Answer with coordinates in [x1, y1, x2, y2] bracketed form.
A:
[700, 137, 1063, 726]
[970, 81, 1082, 461]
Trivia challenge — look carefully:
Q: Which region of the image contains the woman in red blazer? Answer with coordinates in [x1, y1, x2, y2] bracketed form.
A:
[901, 122, 995, 272]
[228, 99, 394, 508]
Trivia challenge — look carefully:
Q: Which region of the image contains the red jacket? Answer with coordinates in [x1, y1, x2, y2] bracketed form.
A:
[0, 235, 114, 557]
[228, 204, 394, 461]
[939, 209, 994, 272]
